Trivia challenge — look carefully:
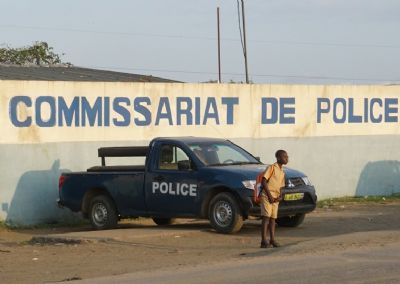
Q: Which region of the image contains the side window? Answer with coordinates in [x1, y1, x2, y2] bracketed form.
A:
[158, 144, 192, 171]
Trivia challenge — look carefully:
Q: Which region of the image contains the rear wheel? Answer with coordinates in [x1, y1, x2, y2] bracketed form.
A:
[152, 217, 174, 226]
[209, 192, 243, 234]
[89, 195, 118, 230]
[276, 213, 305, 227]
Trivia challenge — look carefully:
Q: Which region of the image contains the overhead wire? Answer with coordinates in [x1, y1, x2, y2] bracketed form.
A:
[87, 65, 399, 82]
[1, 24, 399, 82]
[1, 24, 400, 49]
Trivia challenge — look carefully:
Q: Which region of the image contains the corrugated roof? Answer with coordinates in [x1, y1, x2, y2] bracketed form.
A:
[0, 65, 179, 82]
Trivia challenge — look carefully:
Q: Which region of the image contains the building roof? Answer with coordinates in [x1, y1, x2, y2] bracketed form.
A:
[0, 65, 178, 82]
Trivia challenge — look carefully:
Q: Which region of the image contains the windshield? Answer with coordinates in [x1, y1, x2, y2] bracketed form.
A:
[188, 141, 260, 166]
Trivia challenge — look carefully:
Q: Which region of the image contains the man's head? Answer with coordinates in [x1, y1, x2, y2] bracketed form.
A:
[275, 150, 288, 165]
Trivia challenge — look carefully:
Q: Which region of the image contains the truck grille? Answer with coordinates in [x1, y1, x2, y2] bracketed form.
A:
[286, 177, 305, 188]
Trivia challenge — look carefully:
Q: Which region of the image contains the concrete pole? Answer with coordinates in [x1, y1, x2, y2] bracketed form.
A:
[241, 0, 249, 84]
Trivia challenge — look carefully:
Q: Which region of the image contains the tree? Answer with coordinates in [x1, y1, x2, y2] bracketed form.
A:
[0, 41, 70, 66]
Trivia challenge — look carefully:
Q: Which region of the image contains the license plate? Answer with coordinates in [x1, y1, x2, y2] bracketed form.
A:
[284, 193, 304, 201]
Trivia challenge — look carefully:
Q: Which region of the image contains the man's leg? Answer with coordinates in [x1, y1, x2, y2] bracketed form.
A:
[268, 202, 280, 247]
[268, 217, 276, 242]
[261, 216, 269, 245]
[260, 196, 272, 248]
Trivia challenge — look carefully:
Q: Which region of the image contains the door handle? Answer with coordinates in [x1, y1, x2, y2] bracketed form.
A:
[154, 175, 164, 182]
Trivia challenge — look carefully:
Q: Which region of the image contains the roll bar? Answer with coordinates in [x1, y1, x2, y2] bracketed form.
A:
[98, 146, 149, 166]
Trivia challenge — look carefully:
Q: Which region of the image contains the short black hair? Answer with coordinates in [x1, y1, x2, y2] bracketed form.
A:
[275, 150, 287, 159]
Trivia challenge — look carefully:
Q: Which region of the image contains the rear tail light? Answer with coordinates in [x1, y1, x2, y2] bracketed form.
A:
[59, 175, 66, 189]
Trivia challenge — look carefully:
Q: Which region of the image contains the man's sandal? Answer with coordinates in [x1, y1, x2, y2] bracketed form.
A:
[260, 241, 271, 248]
[269, 240, 281, 248]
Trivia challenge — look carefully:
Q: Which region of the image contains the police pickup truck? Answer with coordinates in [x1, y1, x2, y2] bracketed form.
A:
[58, 137, 317, 234]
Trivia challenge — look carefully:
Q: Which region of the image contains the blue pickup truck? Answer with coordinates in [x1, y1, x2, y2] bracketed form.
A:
[58, 137, 317, 233]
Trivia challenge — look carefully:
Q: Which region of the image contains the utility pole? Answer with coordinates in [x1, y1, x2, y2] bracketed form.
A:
[241, 0, 249, 84]
[217, 7, 222, 83]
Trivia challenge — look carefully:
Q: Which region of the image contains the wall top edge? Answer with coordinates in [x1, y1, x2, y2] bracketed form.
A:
[1, 79, 399, 88]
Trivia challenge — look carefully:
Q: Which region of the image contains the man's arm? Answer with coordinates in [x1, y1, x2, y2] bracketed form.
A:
[274, 188, 284, 202]
[262, 177, 274, 203]
[274, 175, 286, 202]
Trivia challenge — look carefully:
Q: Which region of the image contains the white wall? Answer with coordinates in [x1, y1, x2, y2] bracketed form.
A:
[1, 81, 399, 224]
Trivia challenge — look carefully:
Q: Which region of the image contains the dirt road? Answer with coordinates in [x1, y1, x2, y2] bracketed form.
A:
[0, 201, 399, 283]
[73, 241, 400, 284]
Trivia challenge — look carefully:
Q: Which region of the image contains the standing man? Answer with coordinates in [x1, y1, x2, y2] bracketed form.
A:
[260, 150, 288, 248]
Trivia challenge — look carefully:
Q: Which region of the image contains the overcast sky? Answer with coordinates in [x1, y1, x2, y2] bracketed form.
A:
[1, 0, 400, 84]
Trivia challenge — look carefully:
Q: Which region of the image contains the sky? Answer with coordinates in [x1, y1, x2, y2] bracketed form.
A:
[1, 0, 400, 84]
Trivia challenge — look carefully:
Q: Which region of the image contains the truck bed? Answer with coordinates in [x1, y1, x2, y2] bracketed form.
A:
[87, 165, 146, 172]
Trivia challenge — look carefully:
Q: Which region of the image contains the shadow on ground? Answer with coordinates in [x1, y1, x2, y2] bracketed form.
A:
[13, 202, 399, 242]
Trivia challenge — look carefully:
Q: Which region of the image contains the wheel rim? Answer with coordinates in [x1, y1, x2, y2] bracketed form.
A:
[213, 201, 233, 227]
[92, 202, 108, 227]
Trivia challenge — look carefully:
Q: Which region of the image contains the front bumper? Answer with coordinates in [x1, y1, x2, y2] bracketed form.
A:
[248, 185, 317, 217]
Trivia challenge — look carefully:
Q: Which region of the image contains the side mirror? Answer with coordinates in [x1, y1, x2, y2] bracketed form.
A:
[178, 160, 191, 171]
[255, 156, 261, 162]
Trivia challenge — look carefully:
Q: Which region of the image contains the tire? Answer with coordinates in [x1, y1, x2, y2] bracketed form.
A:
[89, 195, 118, 230]
[276, 213, 305, 227]
[209, 192, 243, 234]
[152, 217, 174, 226]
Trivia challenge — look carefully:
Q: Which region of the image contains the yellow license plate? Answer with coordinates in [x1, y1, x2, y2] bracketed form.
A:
[284, 193, 304, 201]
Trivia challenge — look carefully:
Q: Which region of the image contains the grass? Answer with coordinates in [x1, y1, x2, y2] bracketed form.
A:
[0, 220, 6, 229]
[317, 193, 400, 208]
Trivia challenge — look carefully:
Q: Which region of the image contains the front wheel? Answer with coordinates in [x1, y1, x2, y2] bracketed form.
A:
[209, 192, 243, 234]
[89, 195, 118, 230]
[276, 213, 305, 227]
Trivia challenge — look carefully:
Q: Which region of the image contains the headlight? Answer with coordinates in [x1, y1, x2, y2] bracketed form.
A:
[242, 180, 256, 190]
[301, 176, 312, 186]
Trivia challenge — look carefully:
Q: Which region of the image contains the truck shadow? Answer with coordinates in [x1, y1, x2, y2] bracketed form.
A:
[240, 205, 400, 238]
[117, 221, 212, 231]
[6, 160, 82, 226]
[10, 204, 399, 239]
[355, 160, 400, 196]
[111, 203, 400, 238]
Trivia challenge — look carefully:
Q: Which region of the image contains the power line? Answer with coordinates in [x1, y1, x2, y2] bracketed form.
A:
[0, 24, 216, 40]
[87, 65, 399, 82]
[1, 24, 400, 49]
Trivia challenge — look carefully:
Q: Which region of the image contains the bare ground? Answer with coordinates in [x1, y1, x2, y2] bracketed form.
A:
[0, 201, 399, 284]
